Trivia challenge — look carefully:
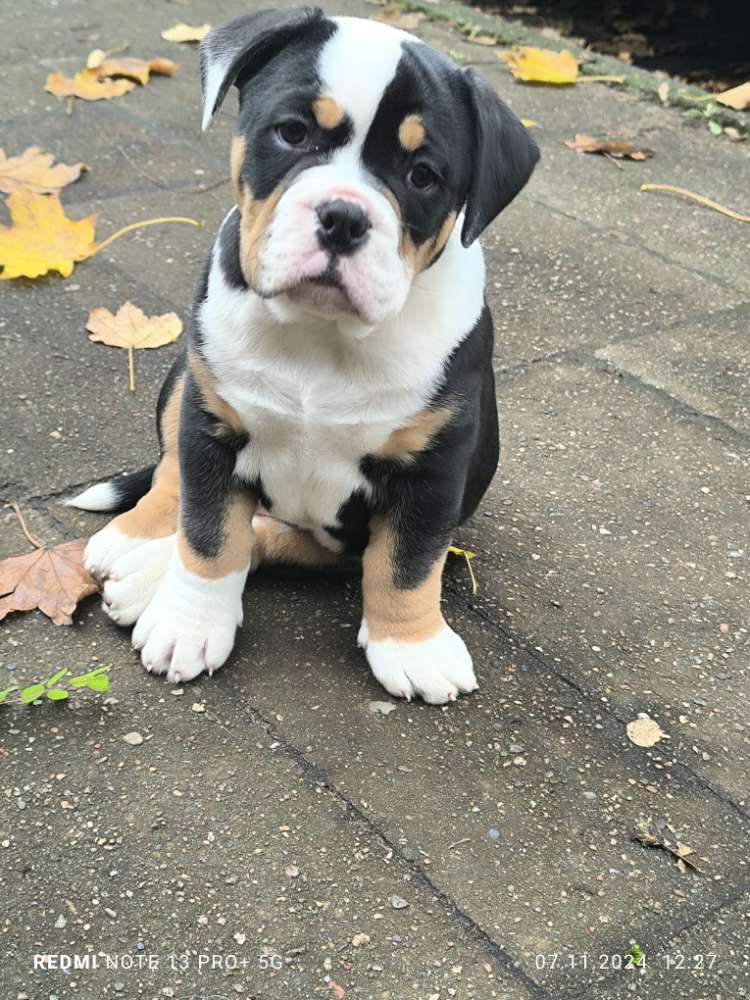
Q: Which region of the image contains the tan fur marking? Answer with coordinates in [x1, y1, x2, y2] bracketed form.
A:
[398, 114, 426, 152]
[250, 517, 340, 571]
[237, 185, 285, 286]
[373, 407, 454, 463]
[362, 516, 446, 643]
[111, 375, 184, 540]
[178, 493, 256, 579]
[401, 211, 457, 276]
[313, 96, 344, 130]
[229, 134, 246, 206]
[189, 353, 245, 435]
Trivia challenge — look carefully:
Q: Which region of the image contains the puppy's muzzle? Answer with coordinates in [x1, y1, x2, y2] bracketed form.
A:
[316, 199, 371, 256]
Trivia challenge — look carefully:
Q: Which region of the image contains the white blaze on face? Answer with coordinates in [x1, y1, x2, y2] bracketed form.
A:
[254, 17, 422, 328]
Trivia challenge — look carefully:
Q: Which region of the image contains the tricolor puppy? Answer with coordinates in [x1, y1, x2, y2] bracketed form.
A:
[70, 8, 538, 704]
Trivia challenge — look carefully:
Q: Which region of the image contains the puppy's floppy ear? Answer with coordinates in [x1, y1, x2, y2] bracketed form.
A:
[199, 6, 330, 131]
[460, 68, 540, 246]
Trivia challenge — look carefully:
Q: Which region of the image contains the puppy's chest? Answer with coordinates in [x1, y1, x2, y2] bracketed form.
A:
[223, 369, 411, 529]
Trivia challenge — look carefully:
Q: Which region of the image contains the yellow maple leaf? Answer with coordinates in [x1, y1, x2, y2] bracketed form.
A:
[161, 22, 211, 43]
[715, 81, 750, 111]
[86, 302, 183, 391]
[0, 189, 203, 281]
[0, 146, 86, 196]
[499, 46, 579, 85]
[45, 68, 135, 101]
[0, 189, 96, 280]
[95, 55, 178, 86]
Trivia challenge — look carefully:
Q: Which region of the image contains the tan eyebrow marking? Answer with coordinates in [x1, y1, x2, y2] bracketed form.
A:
[313, 96, 344, 130]
[398, 113, 426, 152]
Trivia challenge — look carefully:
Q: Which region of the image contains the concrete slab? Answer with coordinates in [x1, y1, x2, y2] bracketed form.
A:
[597, 302, 750, 436]
[457, 361, 750, 804]
[3, 2, 750, 999]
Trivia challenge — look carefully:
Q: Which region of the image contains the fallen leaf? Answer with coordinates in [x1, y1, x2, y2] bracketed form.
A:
[466, 33, 496, 46]
[86, 43, 129, 70]
[0, 191, 202, 281]
[626, 713, 666, 747]
[0, 506, 97, 626]
[564, 134, 654, 160]
[715, 81, 750, 111]
[375, 5, 425, 30]
[657, 81, 670, 104]
[161, 22, 211, 43]
[499, 46, 578, 85]
[95, 55, 178, 86]
[521, 118, 540, 128]
[86, 302, 182, 391]
[448, 544, 477, 594]
[640, 184, 750, 223]
[0, 189, 96, 279]
[368, 700, 397, 716]
[0, 147, 86, 196]
[45, 68, 135, 102]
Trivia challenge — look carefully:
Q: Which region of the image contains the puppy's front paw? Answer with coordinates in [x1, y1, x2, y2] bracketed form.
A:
[360, 621, 477, 704]
[131, 561, 246, 684]
[84, 523, 145, 582]
[102, 535, 175, 626]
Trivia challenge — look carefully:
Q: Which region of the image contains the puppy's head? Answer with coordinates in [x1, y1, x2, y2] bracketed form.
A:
[201, 8, 539, 326]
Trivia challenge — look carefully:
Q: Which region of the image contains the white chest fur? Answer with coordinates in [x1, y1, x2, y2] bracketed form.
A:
[198, 213, 486, 532]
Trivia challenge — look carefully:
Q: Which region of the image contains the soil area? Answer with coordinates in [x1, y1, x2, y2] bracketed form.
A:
[478, 0, 750, 89]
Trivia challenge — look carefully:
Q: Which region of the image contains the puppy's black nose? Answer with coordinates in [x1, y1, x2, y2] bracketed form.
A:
[316, 199, 370, 255]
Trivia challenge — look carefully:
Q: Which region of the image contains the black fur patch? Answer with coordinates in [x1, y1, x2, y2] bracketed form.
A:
[330, 306, 499, 587]
[362, 43, 472, 255]
[217, 209, 247, 291]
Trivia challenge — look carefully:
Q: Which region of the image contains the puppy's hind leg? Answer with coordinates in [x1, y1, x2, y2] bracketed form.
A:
[250, 515, 342, 571]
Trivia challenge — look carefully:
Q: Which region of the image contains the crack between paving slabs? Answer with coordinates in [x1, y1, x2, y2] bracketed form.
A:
[557, 883, 750, 1000]
[199, 681, 550, 1000]
[524, 194, 750, 300]
[443, 576, 750, 824]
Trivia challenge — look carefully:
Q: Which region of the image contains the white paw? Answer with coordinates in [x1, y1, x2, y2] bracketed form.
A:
[102, 535, 175, 626]
[131, 558, 247, 684]
[84, 524, 145, 582]
[360, 620, 477, 704]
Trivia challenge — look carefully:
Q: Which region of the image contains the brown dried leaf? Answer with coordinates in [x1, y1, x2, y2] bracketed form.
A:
[45, 69, 135, 101]
[0, 147, 86, 196]
[564, 133, 654, 159]
[86, 302, 182, 391]
[161, 22, 211, 43]
[375, 5, 425, 30]
[0, 538, 97, 626]
[626, 714, 667, 747]
[715, 81, 750, 111]
[466, 34, 496, 46]
[96, 56, 178, 86]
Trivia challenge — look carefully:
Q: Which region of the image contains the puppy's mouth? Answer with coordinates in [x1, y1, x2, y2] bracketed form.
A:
[283, 260, 361, 317]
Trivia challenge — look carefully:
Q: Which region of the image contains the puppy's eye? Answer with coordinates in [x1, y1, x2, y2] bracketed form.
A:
[276, 121, 308, 147]
[408, 164, 438, 191]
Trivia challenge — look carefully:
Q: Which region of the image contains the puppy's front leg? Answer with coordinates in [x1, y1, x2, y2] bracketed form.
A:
[359, 515, 477, 704]
[132, 373, 255, 683]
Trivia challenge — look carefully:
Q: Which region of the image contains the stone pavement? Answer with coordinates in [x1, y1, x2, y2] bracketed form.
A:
[1, 1, 749, 999]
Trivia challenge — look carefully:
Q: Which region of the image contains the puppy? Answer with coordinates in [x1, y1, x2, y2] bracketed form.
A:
[70, 8, 539, 704]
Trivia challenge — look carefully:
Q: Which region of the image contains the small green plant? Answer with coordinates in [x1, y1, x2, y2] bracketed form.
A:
[628, 942, 645, 968]
[0, 665, 111, 705]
